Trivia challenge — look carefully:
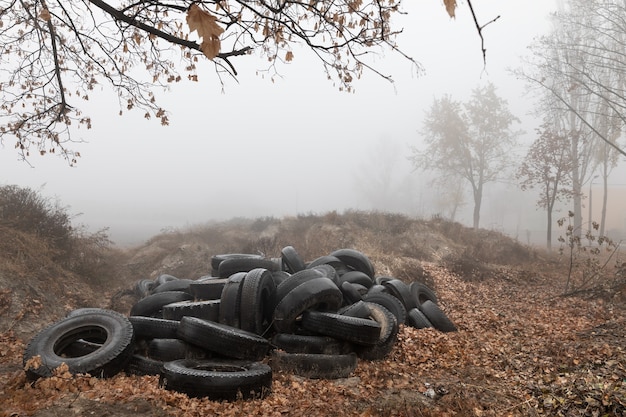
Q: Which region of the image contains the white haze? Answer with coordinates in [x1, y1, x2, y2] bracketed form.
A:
[7, 0, 618, 247]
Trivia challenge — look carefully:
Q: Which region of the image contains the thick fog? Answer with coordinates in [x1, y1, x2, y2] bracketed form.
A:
[2, 0, 623, 246]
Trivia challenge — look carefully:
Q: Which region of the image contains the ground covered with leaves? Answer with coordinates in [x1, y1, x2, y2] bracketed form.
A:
[1, 213, 624, 416]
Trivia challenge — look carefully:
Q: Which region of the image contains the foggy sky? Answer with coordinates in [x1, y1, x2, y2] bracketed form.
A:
[6, 0, 621, 246]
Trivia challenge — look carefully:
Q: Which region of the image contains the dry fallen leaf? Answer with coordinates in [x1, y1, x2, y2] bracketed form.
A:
[443, 0, 457, 18]
[186, 4, 224, 60]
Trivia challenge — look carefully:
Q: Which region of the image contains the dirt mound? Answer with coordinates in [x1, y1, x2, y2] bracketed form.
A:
[1, 211, 624, 417]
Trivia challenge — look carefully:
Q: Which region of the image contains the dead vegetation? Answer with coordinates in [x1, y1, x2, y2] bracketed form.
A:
[0, 199, 624, 417]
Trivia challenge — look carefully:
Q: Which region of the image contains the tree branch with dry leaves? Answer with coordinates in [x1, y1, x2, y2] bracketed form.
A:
[0, 0, 489, 164]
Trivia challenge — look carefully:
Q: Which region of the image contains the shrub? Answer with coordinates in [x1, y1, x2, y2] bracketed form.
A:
[0, 185, 72, 257]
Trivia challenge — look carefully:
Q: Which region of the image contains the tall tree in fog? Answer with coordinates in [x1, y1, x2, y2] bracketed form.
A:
[410, 83, 520, 229]
[517, 0, 626, 237]
[517, 122, 574, 250]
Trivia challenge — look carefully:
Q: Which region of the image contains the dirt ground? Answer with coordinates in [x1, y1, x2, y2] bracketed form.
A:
[1, 214, 625, 416]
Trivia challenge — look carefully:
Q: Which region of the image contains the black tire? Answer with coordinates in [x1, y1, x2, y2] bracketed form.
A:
[189, 278, 228, 300]
[125, 354, 164, 376]
[161, 358, 272, 401]
[329, 248, 375, 278]
[383, 279, 417, 311]
[407, 308, 433, 329]
[340, 281, 363, 306]
[148, 338, 209, 361]
[217, 257, 278, 278]
[134, 279, 156, 298]
[281, 245, 306, 273]
[272, 277, 343, 334]
[410, 282, 439, 306]
[218, 272, 246, 328]
[152, 279, 194, 294]
[156, 274, 179, 286]
[339, 270, 373, 289]
[338, 300, 371, 319]
[354, 303, 399, 361]
[23, 310, 135, 379]
[162, 300, 221, 322]
[275, 269, 324, 303]
[177, 316, 270, 361]
[271, 270, 291, 286]
[211, 253, 263, 272]
[130, 291, 193, 318]
[308, 264, 338, 282]
[362, 291, 407, 325]
[271, 333, 348, 355]
[301, 310, 381, 346]
[66, 307, 127, 319]
[239, 268, 276, 335]
[306, 255, 348, 276]
[269, 351, 357, 379]
[419, 300, 457, 332]
[128, 316, 180, 339]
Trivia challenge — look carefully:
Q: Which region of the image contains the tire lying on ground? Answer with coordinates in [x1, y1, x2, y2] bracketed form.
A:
[301, 310, 381, 346]
[177, 316, 270, 361]
[272, 277, 343, 333]
[419, 300, 457, 332]
[160, 358, 272, 401]
[353, 303, 399, 361]
[23, 309, 135, 380]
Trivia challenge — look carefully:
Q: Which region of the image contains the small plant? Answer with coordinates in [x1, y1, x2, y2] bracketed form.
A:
[557, 211, 621, 296]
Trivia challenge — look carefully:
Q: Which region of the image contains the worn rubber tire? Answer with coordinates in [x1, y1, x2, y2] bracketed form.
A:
[128, 316, 180, 339]
[301, 310, 381, 346]
[354, 303, 398, 361]
[383, 279, 417, 311]
[130, 291, 193, 318]
[419, 300, 457, 332]
[339, 270, 373, 289]
[189, 278, 228, 300]
[125, 354, 164, 376]
[362, 291, 407, 325]
[161, 358, 272, 401]
[275, 269, 324, 303]
[177, 316, 270, 361]
[407, 308, 433, 329]
[218, 272, 246, 328]
[162, 300, 221, 322]
[239, 268, 276, 335]
[148, 338, 209, 361]
[340, 281, 363, 306]
[23, 310, 135, 379]
[269, 351, 357, 379]
[272, 277, 343, 334]
[281, 245, 306, 273]
[211, 253, 263, 272]
[217, 257, 278, 278]
[329, 248, 375, 278]
[152, 279, 194, 294]
[410, 282, 439, 306]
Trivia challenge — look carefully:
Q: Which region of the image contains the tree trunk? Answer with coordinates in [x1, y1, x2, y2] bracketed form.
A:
[546, 209, 552, 251]
[472, 184, 482, 229]
[600, 173, 608, 237]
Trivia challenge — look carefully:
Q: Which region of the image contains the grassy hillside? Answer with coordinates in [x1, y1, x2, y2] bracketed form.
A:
[0, 203, 624, 417]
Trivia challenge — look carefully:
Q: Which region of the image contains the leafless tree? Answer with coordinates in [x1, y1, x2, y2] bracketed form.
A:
[410, 83, 520, 229]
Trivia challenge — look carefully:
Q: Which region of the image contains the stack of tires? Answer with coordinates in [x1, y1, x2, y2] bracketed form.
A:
[23, 246, 456, 401]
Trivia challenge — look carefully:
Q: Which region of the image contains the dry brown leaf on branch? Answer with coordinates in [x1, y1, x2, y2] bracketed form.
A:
[186, 4, 224, 60]
[444, 0, 457, 18]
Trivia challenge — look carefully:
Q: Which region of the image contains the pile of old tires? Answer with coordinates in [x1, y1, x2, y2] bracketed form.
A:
[23, 246, 456, 401]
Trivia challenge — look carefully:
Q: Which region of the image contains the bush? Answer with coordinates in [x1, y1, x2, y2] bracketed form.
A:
[0, 185, 72, 256]
[0, 185, 119, 285]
